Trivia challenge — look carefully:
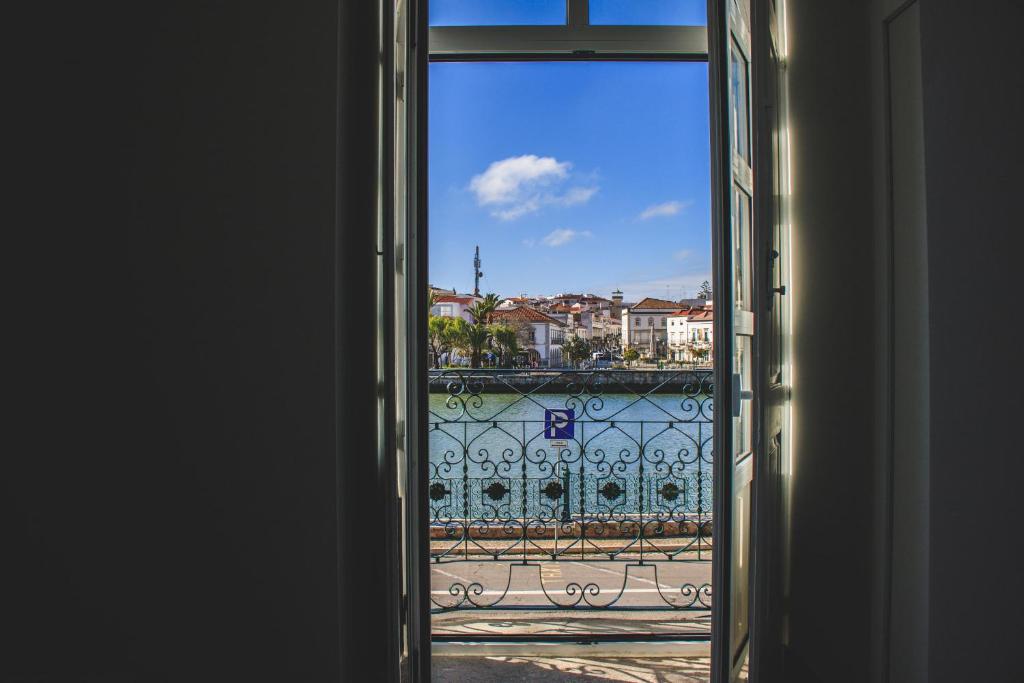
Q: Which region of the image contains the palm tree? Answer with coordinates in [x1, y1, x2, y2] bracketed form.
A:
[466, 292, 500, 325]
[480, 292, 500, 311]
[464, 324, 490, 368]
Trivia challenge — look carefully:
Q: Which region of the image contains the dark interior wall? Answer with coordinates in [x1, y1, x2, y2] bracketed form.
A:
[7, 2, 364, 680]
[782, 1, 881, 681]
[782, 1, 1023, 682]
[919, 2, 1022, 681]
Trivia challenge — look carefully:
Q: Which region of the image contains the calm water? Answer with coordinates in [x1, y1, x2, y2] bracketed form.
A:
[429, 393, 714, 516]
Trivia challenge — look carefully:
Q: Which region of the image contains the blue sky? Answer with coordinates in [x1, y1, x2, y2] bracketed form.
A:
[429, 0, 707, 26]
[429, 60, 711, 301]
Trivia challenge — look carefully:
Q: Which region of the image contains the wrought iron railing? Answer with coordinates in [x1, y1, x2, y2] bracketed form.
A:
[428, 368, 713, 612]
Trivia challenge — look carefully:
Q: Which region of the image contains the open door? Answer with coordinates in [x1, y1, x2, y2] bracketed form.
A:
[393, 0, 432, 680]
[710, 0, 757, 680]
[712, 0, 788, 680]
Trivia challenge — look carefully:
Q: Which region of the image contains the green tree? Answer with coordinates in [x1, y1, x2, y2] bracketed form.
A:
[563, 335, 592, 368]
[489, 324, 520, 368]
[427, 315, 469, 368]
[464, 324, 490, 368]
[427, 315, 447, 369]
[697, 280, 712, 300]
[623, 347, 640, 367]
[466, 292, 500, 325]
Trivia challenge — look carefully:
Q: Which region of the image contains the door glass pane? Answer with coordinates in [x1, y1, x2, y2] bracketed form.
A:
[730, 477, 751, 655]
[589, 0, 707, 26]
[733, 335, 752, 457]
[732, 187, 752, 313]
[769, 57, 784, 382]
[730, 42, 750, 163]
[429, 0, 566, 26]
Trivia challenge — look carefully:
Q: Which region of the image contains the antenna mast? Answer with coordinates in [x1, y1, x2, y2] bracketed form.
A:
[473, 245, 483, 297]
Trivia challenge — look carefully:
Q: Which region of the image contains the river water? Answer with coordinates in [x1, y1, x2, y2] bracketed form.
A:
[429, 393, 714, 517]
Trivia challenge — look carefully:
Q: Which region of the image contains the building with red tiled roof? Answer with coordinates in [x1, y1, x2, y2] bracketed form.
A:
[630, 297, 683, 311]
[430, 293, 481, 323]
[489, 306, 565, 326]
[621, 297, 685, 358]
[667, 308, 714, 364]
[488, 306, 565, 367]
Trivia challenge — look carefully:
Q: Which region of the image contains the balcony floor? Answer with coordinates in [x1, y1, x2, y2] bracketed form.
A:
[432, 655, 711, 682]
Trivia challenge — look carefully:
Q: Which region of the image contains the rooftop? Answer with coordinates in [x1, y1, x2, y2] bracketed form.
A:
[434, 295, 477, 305]
[490, 306, 565, 326]
[630, 297, 684, 311]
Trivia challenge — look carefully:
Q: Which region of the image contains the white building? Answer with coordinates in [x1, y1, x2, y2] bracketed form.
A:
[499, 295, 538, 309]
[668, 307, 714, 363]
[621, 297, 681, 358]
[430, 294, 479, 323]
[489, 306, 565, 367]
[563, 309, 621, 350]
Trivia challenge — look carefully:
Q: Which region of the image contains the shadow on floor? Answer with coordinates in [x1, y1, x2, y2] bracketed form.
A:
[432, 611, 712, 638]
[432, 656, 711, 682]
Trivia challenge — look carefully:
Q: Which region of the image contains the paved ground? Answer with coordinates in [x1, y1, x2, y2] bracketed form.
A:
[431, 559, 712, 613]
[433, 610, 711, 638]
[431, 559, 713, 679]
[432, 656, 712, 682]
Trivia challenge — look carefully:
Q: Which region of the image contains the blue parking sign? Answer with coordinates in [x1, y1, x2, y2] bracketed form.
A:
[544, 409, 574, 439]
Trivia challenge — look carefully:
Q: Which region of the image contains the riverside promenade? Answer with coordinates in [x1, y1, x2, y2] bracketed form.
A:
[428, 367, 714, 394]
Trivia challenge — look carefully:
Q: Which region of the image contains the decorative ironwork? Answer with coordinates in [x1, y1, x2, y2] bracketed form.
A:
[660, 482, 680, 501]
[428, 368, 714, 613]
[483, 481, 509, 501]
[599, 481, 623, 501]
[429, 483, 449, 501]
[541, 481, 564, 500]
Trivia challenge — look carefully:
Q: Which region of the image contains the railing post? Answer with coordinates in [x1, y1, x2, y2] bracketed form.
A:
[561, 459, 571, 523]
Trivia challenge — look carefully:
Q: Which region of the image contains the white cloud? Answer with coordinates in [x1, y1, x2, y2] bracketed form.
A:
[638, 200, 693, 220]
[471, 155, 568, 204]
[521, 238, 536, 248]
[541, 228, 592, 247]
[495, 199, 540, 221]
[673, 249, 692, 261]
[469, 155, 597, 220]
[557, 186, 599, 206]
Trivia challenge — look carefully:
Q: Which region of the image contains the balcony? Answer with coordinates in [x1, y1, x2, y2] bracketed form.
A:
[427, 368, 714, 638]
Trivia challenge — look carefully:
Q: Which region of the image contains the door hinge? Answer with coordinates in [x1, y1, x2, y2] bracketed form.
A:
[400, 593, 408, 625]
[396, 71, 405, 101]
[395, 243, 405, 275]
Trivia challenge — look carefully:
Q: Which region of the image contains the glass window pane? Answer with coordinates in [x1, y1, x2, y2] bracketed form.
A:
[590, 0, 707, 26]
[730, 477, 751, 648]
[430, 0, 566, 26]
[733, 336, 752, 457]
[730, 41, 750, 162]
[732, 187, 752, 312]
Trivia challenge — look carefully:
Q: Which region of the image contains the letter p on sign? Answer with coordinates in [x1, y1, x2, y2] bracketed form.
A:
[544, 409, 575, 439]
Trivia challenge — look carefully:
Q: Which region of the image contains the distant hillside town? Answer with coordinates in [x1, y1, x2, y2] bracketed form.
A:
[428, 248, 712, 369]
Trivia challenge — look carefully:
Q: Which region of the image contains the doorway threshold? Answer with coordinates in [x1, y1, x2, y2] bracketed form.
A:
[433, 639, 711, 658]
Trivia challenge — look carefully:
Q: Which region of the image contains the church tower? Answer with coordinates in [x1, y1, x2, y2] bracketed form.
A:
[611, 289, 624, 320]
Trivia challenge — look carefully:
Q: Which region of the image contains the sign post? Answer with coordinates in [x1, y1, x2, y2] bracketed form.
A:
[545, 409, 575, 523]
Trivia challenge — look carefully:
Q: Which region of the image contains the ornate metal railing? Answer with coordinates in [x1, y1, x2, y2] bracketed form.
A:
[428, 368, 713, 612]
